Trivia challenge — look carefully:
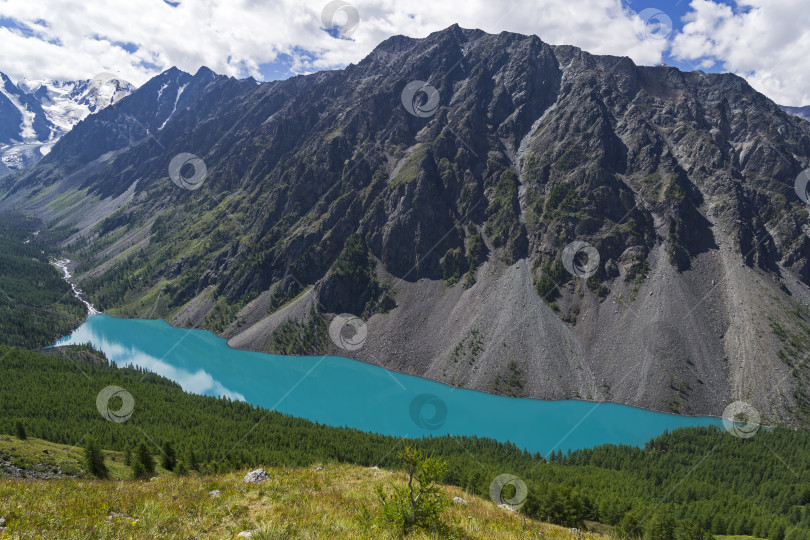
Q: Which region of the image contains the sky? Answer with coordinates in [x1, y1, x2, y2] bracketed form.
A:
[0, 0, 809, 105]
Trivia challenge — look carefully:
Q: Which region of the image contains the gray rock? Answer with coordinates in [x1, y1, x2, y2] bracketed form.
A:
[208, 490, 221, 498]
[452, 496, 468, 505]
[243, 468, 270, 484]
[236, 530, 255, 537]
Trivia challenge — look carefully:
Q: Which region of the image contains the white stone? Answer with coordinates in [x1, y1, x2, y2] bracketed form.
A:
[243, 468, 271, 484]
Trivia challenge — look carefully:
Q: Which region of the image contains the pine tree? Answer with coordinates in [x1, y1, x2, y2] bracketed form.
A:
[14, 420, 26, 440]
[646, 508, 676, 540]
[131, 459, 147, 480]
[161, 441, 177, 471]
[377, 446, 449, 534]
[616, 512, 641, 539]
[175, 460, 188, 476]
[185, 446, 199, 471]
[135, 442, 155, 476]
[83, 437, 109, 479]
[123, 446, 132, 466]
[769, 520, 787, 540]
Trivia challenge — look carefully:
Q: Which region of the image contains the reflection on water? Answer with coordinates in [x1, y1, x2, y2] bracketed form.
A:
[55, 314, 725, 455]
[57, 323, 245, 401]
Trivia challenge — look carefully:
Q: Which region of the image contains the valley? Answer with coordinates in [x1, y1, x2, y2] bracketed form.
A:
[1, 15, 810, 539]
[1, 26, 809, 425]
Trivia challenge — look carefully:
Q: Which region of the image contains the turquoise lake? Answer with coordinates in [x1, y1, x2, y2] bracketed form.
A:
[56, 313, 724, 455]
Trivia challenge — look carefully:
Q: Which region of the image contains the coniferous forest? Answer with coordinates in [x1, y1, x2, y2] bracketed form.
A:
[2, 344, 810, 539]
[0, 217, 85, 348]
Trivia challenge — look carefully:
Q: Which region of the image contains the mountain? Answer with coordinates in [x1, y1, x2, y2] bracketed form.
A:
[782, 105, 810, 122]
[2, 25, 810, 425]
[0, 72, 134, 176]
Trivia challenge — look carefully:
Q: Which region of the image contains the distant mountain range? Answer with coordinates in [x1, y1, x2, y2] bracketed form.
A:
[0, 72, 133, 175]
[2, 25, 810, 426]
[782, 105, 810, 122]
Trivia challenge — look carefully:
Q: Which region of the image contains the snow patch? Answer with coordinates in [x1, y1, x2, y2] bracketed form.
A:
[0, 84, 36, 141]
[159, 83, 188, 130]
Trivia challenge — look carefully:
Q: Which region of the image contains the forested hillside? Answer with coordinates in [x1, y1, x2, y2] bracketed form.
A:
[0, 217, 85, 347]
[3, 345, 810, 538]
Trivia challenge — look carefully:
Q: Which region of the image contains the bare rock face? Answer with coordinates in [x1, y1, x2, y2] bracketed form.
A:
[3, 25, 810, 425]
[243, 468, 270, 484]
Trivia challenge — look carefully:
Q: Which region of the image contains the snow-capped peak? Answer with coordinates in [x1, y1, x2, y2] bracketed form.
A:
[0, 71, 135, 176]
[17, 74, 134, 133]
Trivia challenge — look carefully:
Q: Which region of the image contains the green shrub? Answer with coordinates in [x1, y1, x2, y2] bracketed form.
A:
[377, 446, 450, 535]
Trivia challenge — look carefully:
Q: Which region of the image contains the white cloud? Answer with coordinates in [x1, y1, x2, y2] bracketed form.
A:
[0, 0, 663, 86]
[672, 0, 810, 105]
[1, 0, 808, 105]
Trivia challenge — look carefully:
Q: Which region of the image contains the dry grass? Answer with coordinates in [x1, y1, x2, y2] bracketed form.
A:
[0, 438, 610, 539]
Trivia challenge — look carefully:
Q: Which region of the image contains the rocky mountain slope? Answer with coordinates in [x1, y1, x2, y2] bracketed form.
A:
[2, 26, 810, 425]
[0, 72, 133, 175]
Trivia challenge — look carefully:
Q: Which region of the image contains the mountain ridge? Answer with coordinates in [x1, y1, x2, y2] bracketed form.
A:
[0, 71, 134, 176]
[782, 105, 810, 122]
[2, 25, 810, 425]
